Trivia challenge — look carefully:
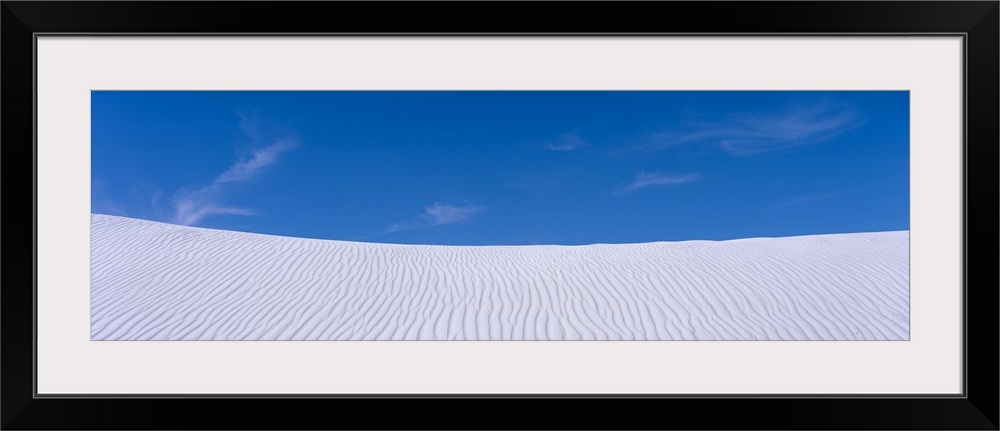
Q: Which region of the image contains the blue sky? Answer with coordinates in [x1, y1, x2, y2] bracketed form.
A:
[92, 91, 909, 245]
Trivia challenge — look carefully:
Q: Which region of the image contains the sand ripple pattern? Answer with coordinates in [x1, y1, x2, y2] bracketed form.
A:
[91, 215, 909, 340]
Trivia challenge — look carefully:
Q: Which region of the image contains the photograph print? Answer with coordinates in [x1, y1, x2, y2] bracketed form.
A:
[90, 90, 909, 341]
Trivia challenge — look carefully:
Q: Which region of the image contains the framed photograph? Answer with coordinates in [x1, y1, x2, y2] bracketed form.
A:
[4, 2, 997, 429]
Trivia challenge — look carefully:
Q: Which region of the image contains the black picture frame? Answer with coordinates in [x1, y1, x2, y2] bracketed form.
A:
[2, 2, 997, 429]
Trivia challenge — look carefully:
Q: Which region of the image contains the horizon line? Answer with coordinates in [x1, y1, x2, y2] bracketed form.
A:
[91, 213, 910, 248]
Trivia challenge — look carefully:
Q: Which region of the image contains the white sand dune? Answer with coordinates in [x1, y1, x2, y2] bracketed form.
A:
[91, 214, 909, 341]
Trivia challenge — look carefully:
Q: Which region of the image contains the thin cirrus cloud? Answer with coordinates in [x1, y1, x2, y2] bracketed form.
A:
[616, 172, 701, 195]
[770, 174, 907, 211]
[384, 203, 485, 234]
[172, 139, 297, 226]
[643, 102, 864, 156]
[545, 133, 588, 151]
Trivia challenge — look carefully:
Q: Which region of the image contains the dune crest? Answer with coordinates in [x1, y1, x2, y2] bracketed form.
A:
[91, 214, 909, 340]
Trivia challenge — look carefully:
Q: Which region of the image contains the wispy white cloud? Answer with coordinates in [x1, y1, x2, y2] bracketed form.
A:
[545, 133, 588, 151]
[636, 102, 863, 156]
[238, 111, 262, 141]
[172, 138, 297, 226]
[384, 203, 485, 234]
[173, 200, 257, 226]
[215, 141, 297, 184]
[770, 174, 906, 211]
[424, 203, 483, 225]
[718, 104, 862, 155]
[92, 181, 166, 220]
[616, 172, 701, 195]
